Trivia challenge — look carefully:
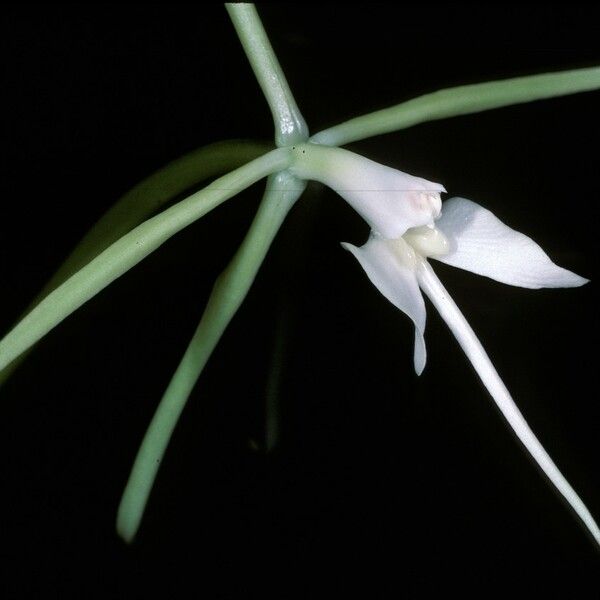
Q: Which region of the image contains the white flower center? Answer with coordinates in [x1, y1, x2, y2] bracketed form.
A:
[388, 236, 418, 269]
[386, 225, 450, 268]
[403, 225, 450, 258]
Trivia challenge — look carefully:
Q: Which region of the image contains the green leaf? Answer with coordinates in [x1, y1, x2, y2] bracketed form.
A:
[311, 66, 600, 146]
[116, 171, 306, 543]
[45, 140, 273, 287]
[0, 147, 292, 374]
[0, 140, 272, 386]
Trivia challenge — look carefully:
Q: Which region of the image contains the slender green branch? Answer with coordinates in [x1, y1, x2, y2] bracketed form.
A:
[0, 140, 272, 386]
[0, 148, 292, 373]
[226, 3, 309, 146]
[42, 140, 273, 289]
[311, 66, 600, 146]
[116, 170, 306, 542]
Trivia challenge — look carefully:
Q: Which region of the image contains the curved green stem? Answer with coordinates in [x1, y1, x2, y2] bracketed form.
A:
[311, 66, 600, 146]
[0, 140, 272, 386]
[0, 148, 292, 373]
[44, 140, 273, 290]
[116, 170, 306, 543]
[226, 3, 309, 146]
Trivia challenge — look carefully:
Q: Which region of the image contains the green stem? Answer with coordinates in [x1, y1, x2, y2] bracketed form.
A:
[311, 66, 600, 146]
[42, 140, 273, 288]
[116, 170, 306, 542]
[0, 140, 272, 386]
[226, 3, 309, 147]
[0, 148, 292, 373]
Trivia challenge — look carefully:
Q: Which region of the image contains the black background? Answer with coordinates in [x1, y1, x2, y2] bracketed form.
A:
[1, 4, 599, 597]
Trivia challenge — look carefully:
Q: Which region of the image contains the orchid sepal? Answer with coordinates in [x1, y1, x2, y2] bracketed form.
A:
[290, 143, 445, 239]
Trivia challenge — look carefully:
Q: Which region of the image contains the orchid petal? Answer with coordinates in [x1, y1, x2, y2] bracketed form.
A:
[341, 236, 427, 375]
[433, 197, 588, 288]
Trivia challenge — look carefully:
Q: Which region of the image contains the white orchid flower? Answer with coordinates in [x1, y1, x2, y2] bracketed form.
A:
[291, 143, 600, 546]
[342, 198, 588, 374]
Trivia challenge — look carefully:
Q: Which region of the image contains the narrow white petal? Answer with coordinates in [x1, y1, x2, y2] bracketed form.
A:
[342, 236, 427, 375]
[433, 197, 588, 288]
[416, 259, 600, 547]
